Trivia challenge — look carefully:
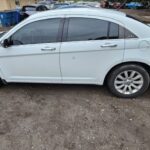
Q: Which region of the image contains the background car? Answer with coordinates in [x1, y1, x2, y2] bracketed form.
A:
[77, 1, 100, 8]
[37, 0, 52, 9]
[20, 4, 49, 20]
[125, 2, 143, 9]
[108, 1, 125, 9]
[52, 3, 69, 9]
[57, 4, 91, 9]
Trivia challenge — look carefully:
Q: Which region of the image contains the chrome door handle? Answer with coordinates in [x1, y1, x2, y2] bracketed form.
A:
[41, 47, 56, 51]
[101, 44, 117, 48]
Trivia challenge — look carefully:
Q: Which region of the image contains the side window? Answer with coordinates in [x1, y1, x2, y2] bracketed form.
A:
[125, 28, 137, 39]
[36, 6, 41, 11]
[67, 18, 109, 42]
[36, 6, 46, 11]
[66, 17, 137, 42]
[109, 23, 137, 39]
[119, 26, 138, 39]
[109, 22, 119, 39]
[42, 6, 48, 11]
[11, 18, 61, 45]
[37, 6, 47, 11]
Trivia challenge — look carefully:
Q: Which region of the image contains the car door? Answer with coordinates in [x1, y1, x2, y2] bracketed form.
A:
[60, 16, 125, 84]
[0, 18, 63, 83]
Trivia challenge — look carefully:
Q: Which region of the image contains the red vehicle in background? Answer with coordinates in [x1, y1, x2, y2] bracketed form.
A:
[101, 0, 125, 9]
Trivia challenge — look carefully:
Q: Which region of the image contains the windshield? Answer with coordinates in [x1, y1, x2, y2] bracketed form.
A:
[0, 32, 6, 38]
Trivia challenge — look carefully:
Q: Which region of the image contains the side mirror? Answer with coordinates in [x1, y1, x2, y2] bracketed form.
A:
[1, 39, 11, 48]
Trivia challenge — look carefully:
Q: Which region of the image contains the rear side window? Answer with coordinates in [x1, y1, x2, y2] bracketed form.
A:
[119, 26, 138, 39]
[66, 18, 137, 42]
[67, 18, 109, 41]
[125, 28, 137, 38]
[11, 18, 61, 45]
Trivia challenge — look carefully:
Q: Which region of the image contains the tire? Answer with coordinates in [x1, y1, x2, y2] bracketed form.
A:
[107, 64, 150, 98]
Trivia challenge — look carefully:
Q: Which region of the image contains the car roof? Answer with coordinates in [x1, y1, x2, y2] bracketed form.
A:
[28, 8, 126, 20]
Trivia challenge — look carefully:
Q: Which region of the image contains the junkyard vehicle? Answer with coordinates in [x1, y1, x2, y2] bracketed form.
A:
[125, 2, 143, 9]
[57, 4, 91, 9]
[77, 1, 100, 8]
[52, 3, 69, 9]
[20, 4, 49, 20]
[37, 0, 52, 9]
[0, 8, 150, 98]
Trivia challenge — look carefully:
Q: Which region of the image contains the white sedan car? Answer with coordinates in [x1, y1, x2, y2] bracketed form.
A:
[0, 8, 150, 98]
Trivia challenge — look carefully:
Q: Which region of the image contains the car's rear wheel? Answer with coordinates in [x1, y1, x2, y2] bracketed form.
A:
[107, 64, 150, 98]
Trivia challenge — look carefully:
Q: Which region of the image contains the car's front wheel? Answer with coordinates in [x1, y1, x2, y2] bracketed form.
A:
[107, 64, 150, 98]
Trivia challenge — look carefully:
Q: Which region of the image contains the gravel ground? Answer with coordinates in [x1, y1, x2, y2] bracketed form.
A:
[0, 83, 150, 150]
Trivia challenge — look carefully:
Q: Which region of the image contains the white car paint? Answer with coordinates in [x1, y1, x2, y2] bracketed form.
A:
[0, 8, 150, 85]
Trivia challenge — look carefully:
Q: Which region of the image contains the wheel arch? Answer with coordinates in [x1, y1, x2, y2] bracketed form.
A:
[104, 61, 150, 85]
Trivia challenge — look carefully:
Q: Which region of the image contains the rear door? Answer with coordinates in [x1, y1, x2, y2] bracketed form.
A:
[60, 16, 125, 84]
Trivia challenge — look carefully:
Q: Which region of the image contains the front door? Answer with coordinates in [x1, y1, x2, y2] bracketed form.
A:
[0, 18, 62, 83]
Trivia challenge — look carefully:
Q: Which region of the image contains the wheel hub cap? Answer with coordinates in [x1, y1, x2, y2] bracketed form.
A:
[114, 70, 144, 95]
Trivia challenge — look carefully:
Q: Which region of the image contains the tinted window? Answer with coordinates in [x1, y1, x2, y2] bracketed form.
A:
[109, 23, 119, 39]
[37, 6, 47, 11]
[67, 18, 109, 41]
[125, 28, 137, 38]
[42, 6, 48, 10]
[11, 19, 60, 45]
[118, 26, 137, 39]
[36, 6, 42, 11]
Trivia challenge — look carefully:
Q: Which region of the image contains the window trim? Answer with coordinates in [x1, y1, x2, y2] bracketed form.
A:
[62, 18, 69, 42]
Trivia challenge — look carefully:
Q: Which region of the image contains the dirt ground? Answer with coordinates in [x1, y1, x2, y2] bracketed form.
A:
[0, 84, 150, 150]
